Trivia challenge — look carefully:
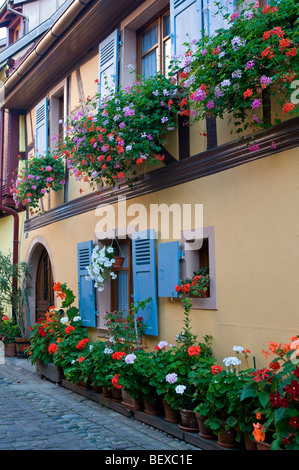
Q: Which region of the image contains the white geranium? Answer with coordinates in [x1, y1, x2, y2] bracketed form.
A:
[104, 347, 113, 354]
[232, 345, 244, 353]
[175, 385, 186, 394]
[223, 356, 242, 368]
[73, 316, 81, 322]
[86, 245, 117, 291]
[60, 317, 68, 324]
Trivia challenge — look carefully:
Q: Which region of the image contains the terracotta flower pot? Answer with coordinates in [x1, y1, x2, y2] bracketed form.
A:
[244, 432, 257, 450]
[111, 387, 122, 402]
[79, 378, 91, 389]
[195, 412, 216, 440]
[143, 396, 163, 416]
[255, 440, 272, 450]
[178, 408, 199, 432]
[121, 389, 143, 411]
[113, 256, 125, 269]
[217, 423, 238, 448]
[4, 342, 16, 357]
[163, 399, 180, 424]
[92, 384, 102, 393]
[101, 386, 112, 398]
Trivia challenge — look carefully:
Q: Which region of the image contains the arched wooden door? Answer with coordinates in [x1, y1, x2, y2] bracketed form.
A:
[36, 248, 54, 322]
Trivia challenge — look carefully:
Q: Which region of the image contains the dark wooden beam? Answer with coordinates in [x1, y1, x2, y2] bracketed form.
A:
[178, 114, 190, 159]
[206, 116, 217, 150]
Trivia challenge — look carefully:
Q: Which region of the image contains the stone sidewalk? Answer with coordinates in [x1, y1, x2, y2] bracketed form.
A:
[0, 357, 200, 451]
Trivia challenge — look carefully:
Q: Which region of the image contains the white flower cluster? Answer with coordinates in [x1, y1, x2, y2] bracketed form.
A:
[223, 356, 242, 368]
[86, 245, 117, 291]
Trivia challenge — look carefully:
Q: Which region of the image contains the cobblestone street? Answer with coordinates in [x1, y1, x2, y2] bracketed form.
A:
[0, 357, 200, 451]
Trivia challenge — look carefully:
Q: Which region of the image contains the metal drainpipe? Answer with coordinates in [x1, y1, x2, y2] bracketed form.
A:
[0, 107, 19, 319]
[6, 1, 29, 36]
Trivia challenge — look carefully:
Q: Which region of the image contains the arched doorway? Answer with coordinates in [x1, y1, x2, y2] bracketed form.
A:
[35, 248, 54, 322]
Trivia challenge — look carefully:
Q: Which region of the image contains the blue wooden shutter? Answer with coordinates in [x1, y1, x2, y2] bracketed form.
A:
[77, 241, 96, 327]
[170, 0, 203, 59]
[98, 29, 119, 100]
[203, 0, 235, 37]
[158, 241, 182, 299]
[35, 97, 48, 157]
[132, 229, 158, 336]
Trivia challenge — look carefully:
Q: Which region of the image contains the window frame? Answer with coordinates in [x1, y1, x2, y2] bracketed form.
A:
[180, 226, 217, 310]
[136, 7, 170, 77]
[95, 226, 137, 336]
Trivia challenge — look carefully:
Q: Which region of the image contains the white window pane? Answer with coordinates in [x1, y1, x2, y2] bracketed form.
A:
[142, 24, 158, 53]
[142, 49, 157, 78]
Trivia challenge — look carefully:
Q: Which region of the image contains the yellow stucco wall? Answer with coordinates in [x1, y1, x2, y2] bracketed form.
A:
[20, 146, 299, 368]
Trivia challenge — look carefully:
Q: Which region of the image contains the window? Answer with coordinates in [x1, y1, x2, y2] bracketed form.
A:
[92, 229, 159, 336]
[49, 80, 67, 152]
[181, 226, 217, 309]
[137, 9, 171, 78]
[108, 238, 133, 315]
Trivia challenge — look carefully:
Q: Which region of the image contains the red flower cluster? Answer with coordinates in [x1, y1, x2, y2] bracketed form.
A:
[65, 325, 75, 334]
[112, 351, 126, 360]
[187, 345, 201, 356]
[211, 365, 223, 375]
[38, 326, 46, 337]
[111, 374, 122, 389]
[48, 343, 58, 354]
[76, 338, 89, 350]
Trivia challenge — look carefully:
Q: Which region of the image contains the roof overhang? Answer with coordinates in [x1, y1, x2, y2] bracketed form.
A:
[1, 0, 145, 111]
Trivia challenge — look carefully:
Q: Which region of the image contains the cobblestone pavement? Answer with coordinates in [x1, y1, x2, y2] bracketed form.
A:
[0, 357, 200, 451]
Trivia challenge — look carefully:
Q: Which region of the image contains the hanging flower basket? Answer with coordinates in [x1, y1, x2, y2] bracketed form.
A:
[113, 256, 125, 270]
[60, 72, 189, 190]
[10, 153, 65, 212]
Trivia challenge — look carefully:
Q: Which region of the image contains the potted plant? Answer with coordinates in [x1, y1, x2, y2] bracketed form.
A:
[175, 268, 210, 298]
[103, 299, 148, 352]
[189, 358, 218, 440]
[10, 152, 65, 212]
[0, 314, 20, 357]
[149, 297, 213, 430]
[196, 347, 254, 448]
[243, 337, 299, 450]
[0, 251, 31, 351]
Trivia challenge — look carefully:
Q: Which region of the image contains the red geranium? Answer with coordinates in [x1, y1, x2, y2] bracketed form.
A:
[211, 365, 223, 374]
[48, 343, 58, 354]
[111, 374, 122, 389]
[188, 345, 201, 356]
[112, 351, 126, 360]
[38, 327, 46, 337]
[65, 325, 75, 334]
[76, 338, 89, 350]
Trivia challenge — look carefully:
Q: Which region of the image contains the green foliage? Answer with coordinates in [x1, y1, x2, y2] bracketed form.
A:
[104, 298, 150, 352]
[175, 268, 210, 298]
[241, 340, 299, 450]
[177, 0, 299, 144]
[28, 282, 88, 366]
[11, 152, 65, 212]
[60, 72, 188, 189]
[0, 315, 20, 344]
[0, 251, 31, 337]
